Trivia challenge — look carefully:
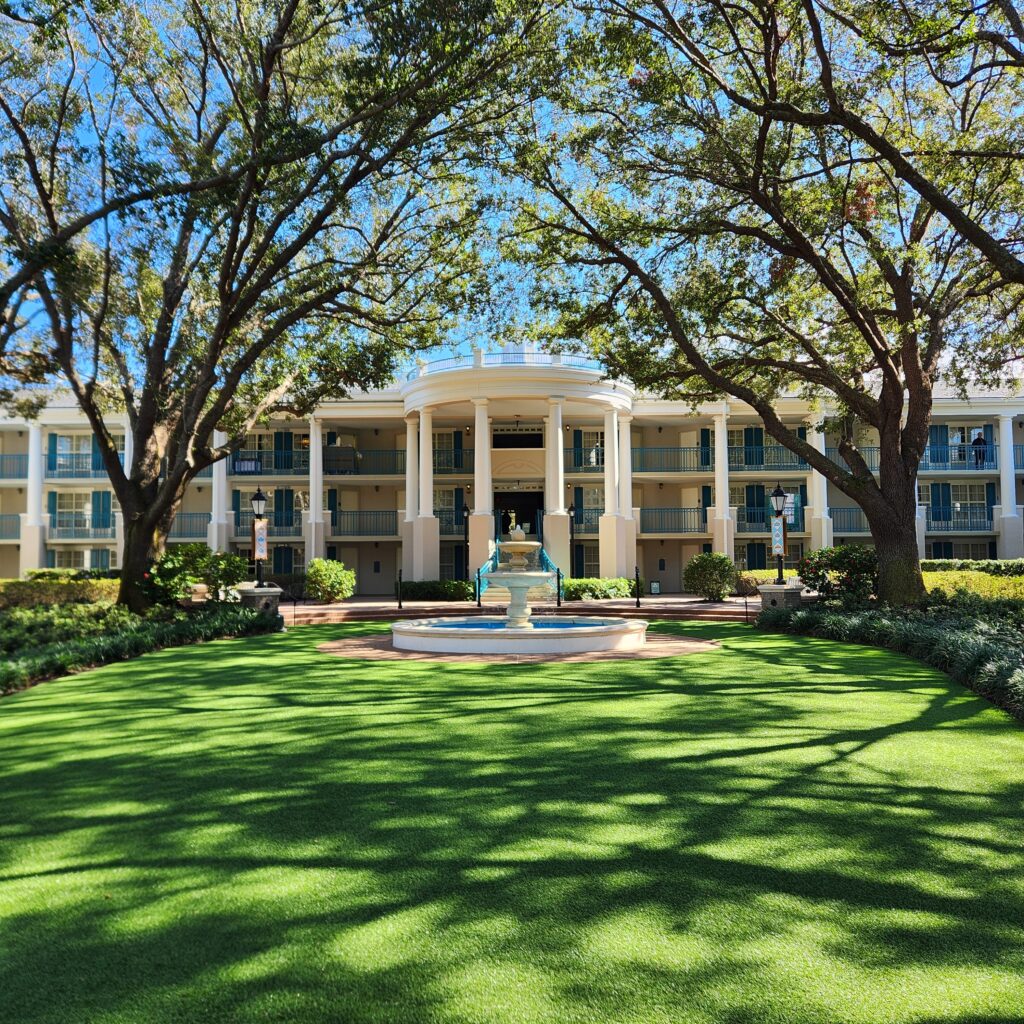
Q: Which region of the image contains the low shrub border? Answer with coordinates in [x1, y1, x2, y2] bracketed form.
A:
[0, 577, 121, 609]
[397, 579, 475, 601]
[1, 606, 283, 695]
[758, 604, 1024, 721]
[561, 577, 638, 601]
[734, 569, 799, 596]
[920, 558, 1024, 577]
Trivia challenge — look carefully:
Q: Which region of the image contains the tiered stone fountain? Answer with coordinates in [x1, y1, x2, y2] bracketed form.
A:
[391, 515, 648, 655]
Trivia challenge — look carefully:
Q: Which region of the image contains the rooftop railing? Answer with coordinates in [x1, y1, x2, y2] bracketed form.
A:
[405, 350, 603, 380]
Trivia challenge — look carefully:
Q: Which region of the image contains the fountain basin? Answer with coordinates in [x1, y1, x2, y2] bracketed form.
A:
[391, 616, 648, 655]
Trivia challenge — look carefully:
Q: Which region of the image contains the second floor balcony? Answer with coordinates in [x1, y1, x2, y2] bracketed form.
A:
[49, 511, 116, 540]
[830, 508, 870, 533]
[926, 505, 993, 532]
[0, 514, 20, 539]
[168, 512, 211, 539]
[46, 452, 124, 479]
[0, 454, 28, 479]
[329, 510, 399, 536]
[737, 506, 805, 534]
[573, 507, 602, 534]
[638, 507, 706, 534]
[632, 448, 710, 473]
[234, 509, 302, 538]
[231, 450, 310, 476]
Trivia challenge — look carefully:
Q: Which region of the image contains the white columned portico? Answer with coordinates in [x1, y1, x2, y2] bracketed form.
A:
[207, 429, 230, 552]
[468, 399, 495, 574]
[413, 406, 439, 580]
[712, 408, 735, 561]
[998, 414, 1024, 557]
[599, 406, 631, 577]
[401, 414, 419, 577]
[808, 422, 833, 551]
[543, 397, 570, 573]
[304, 417, 326, 562]
[19, 422, 47, 575]
[603, 407, 618, 516]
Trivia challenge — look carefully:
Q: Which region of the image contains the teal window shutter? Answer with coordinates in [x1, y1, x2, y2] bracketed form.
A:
[232, 489, 241, 527]
[327, 488, 338, 529]
[453, 430, 463, 471]
[929, 425, 948, 464]
[91, 435, 103, 472]
[274, 431, 292, 471]
[572, 429, 583, 467]
[797, 426, 807, 441]
[454, 543, 465, 580]
[699, 428, 711, 467]
[276, 488, 294, 527]
[701, 485, 712, 525]
[47, 491, 57, 518]
[91, 549, 110, 571]
[986, 482, 996, 514]
[454, 487, 464, 526]
[326, 431, 337, 446]
[574, 486, 584, 510]
[91, 491, 105, 528]
[748, 542, 767, 570]
[326, 545, 337, 561]
[572, 543, 585, 577]
[702, 542, 712, 555]
[47, 433, 57, 471]
[46, 549, 55, 568]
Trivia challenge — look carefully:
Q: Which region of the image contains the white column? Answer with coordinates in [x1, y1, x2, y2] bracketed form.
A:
[543, 415, 554, 509]
[713, 411, 730, 518]
[547, 397, 565, 513]
[617, 414, 633, 519]
[603, 407, 618, 516]
[711, 408, 735, 561]
[418, 407, 433, 517]
[404, 415, 419, 520]
[808, 422, 832, 550]
[307, 418, 324, 523]
[20, 423, 47, 575]
[997, 415, 1024, 558]
[26, 423, 43, 524]
[122, 415, 133, 479]
[207, 428, 230, 552]
[472, 399, 491, 514]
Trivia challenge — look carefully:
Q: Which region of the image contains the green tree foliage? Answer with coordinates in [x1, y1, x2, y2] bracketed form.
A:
[1, 0, 547, 609]
[498, 0, 1024, 605]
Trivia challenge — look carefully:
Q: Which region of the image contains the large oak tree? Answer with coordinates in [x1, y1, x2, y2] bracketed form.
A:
[3, 0, 547, 609]
[499, 0, 1023, 604]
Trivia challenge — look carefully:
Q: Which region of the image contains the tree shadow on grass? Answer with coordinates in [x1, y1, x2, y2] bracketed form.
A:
[0, 622, 1022, 1023]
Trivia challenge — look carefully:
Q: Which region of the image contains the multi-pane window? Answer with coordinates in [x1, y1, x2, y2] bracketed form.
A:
[53, 549, 85, 568]
[582, 542, 599, 577]
[56, 492, 89, 514]
[929, 541, 992, 559]
[582, 486, 602, 509]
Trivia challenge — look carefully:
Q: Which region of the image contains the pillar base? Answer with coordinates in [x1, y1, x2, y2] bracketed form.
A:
[810, 512, 833, 552]
[998, 513, 1024, 559]
[542, 512, 570, 576]
[412, 515, 440, 581]
[18, 518, 47, 577]
[711, 513, 735, 562]
[207, 519, 230, 553]
[303, 519, 326, 563]
[468, 513, 496, 576]
[598, 514, 637, 578]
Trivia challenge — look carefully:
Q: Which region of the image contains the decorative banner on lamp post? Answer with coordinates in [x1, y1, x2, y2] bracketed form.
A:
[252, 518, 269, 561]
[770, 515, 786, 556]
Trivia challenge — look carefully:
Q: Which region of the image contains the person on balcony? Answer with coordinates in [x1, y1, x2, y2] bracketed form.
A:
[972, 432, 988, 469]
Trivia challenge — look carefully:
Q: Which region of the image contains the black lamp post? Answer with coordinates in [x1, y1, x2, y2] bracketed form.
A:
[567, 503, 576, 576]
[462, 502, 470, 580]
[769, 482, 788, 585]
[251, 486, 267, 588]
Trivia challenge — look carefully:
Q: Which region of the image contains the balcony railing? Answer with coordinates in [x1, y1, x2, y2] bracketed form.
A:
[565, 446, 605, 473]
[324, 448, 406, 475]
[405, 350, 602, 380]
[434, 448, 474, 474]
[329, 510, 398, 536]
[573, 507, 602, 534]
[230, 450, 310, 475]
[1016, 445, 1024, 471]
[830, 507, 870, 533]
[639, 507, 706, 534]
[728, 446, 807, 471]
[737, 506, 805, 533]
[46, 452, 124, 479]
[632, 447, 711, 473]
[437, 508, 467, 536]
[0, 514, 20, 539]
[49, 512, 116, 539]
[235, 510, 302, 537]
[0, 454, 28, 479]
[920, 444, 998, 472]
[168, 512, 211, 539]
[825, 447, 881, 472]
[926, 506, 993, 532]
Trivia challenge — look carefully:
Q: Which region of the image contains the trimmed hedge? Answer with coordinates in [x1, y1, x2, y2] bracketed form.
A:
[1, 605, 282, 695]
[758, 604, 1024, 720]
[397, 579, 475, 601]
[0, 577, 121, 609]
[562, 577, 637, 601]
[920, 558, 1024, 577]
[1, 603, 141, 656]
[923, 571, 1024, 600]
[305, 559, 356, 602]
[734, 569, 800, 596]
[683, 552, 736, 601]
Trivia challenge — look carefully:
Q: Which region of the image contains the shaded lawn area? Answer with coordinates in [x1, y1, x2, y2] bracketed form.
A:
[1, 621, 1023, 1024]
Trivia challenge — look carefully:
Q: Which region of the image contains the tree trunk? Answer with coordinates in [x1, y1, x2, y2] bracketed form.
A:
[865, 475, 926, 605]
[117, 517, 160, 613]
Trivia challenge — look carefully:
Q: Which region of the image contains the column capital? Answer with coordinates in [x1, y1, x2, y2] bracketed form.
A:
[471, 397, 489, 407]
[618, 413, 633, 424]
[547, 395, 565, 406]
[404, 412, 419, 424]
[999, 412, 1015, 422]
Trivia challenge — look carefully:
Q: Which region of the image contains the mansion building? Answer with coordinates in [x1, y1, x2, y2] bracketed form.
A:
[2, 349, 1024, 593]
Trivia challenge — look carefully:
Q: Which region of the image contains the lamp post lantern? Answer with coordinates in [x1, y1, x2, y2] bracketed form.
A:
[251, 486, 268, 588]
[769, 482, 788, 585]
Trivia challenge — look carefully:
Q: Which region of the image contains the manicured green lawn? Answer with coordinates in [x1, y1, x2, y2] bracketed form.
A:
[1, 621, 1022, 1024]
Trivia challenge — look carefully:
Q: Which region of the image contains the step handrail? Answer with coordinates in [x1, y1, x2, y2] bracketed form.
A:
[475, 542, 500, 599]
[539, 546, 564, 601]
